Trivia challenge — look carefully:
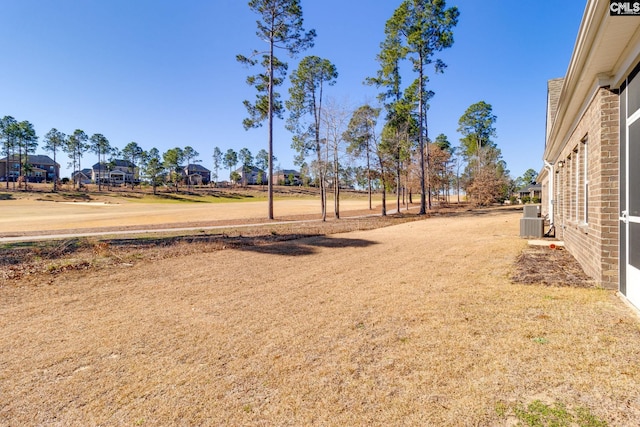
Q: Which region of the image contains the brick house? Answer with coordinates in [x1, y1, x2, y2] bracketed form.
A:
[0, 154, 60, 182]
[538, 0, 640, 309]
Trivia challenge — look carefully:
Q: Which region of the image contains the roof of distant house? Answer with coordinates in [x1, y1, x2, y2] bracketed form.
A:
[184, 164, 210, 173]
[92, 159, 136, 170]
[1, 154, 58, 165]
[278, 169, 300, 175]
[234, 165, 265, 173]
[72, 169, 92, 177]
[519, 183, 542, 195]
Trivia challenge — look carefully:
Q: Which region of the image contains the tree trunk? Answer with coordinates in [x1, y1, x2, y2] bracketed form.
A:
[321, 176, 326, 221]
[366, 149, 372, 210]
[396, 155, 401, 214]
[267, 35, 275, 220]
[18, 143, 23, 189]
[334, 181, 340, 219]
[379, 154, 387, 217]
[334, 145, 340, 219]
[318, 149, 326, 222]
[52, 150, 57, 192]
[98, 153, 102, 192]
[418, 58, 426, 215]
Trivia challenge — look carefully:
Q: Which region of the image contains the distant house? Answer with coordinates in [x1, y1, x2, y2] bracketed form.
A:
[0, 154, 60, 183]
[518, 183, 541, 202]
[72, 168, 92, 185]
[92, 160, 136, 185]
[234, 166, 266, 185]
[275, 169, 301, 186]
[182, 164, 211, 185]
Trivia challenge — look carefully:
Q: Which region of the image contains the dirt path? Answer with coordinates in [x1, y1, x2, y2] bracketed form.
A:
[1, 209, 639, 425]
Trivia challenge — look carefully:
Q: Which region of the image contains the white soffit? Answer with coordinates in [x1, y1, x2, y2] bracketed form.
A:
[546, 0, 640, 161]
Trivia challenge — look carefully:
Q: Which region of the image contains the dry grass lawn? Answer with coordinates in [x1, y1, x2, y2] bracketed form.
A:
[2, 207, 640, 425]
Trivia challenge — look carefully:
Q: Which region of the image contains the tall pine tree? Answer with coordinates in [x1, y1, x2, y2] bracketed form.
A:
[237, 0, 315, 219]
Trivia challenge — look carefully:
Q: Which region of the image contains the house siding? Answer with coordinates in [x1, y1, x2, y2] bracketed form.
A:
[551, 87, 619, 288]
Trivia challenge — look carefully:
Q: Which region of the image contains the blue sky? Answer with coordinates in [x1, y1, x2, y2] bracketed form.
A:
[0, 0, 586, 180]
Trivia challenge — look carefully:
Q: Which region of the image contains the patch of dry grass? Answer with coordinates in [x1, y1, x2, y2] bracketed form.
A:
[0, 214, 421, 282]
[1, 208, 639, 425]
[511, 246, 597, 288]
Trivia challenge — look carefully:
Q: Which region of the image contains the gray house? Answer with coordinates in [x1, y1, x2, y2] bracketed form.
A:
[183, 164, 211, 185]
[72, 169, 92, 185]
[518, 183, 542, 202]
[275, 169, 302, 186]
[234, 166, 266, 185]
[92, 160, 136, 185]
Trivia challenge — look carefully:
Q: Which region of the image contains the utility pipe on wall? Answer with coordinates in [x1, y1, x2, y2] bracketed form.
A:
[544, 160, 554, 226]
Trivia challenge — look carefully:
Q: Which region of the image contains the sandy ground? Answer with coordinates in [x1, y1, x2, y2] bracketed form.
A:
[0, 198, 374, 235]
[2, 209, 640, 425]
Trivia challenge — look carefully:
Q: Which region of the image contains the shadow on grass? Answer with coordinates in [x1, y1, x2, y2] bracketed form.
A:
[0, 193, 13, 200]
[148, 193, 207, 202]
[105, 233, 377, 257]
[233, 235, 377, 256]
[209, 191, 255, 200]
[143, 191, 255, 202]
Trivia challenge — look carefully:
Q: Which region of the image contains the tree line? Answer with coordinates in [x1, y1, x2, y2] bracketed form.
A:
[0, 115, 213, 194]
[3, 1, 523, 210]
[238, 0, 516, 221]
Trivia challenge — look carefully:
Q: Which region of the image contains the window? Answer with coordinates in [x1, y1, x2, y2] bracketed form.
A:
[567, 139, 588, 226]
[573, 146, 580, 221]
[582, 137, 589, 224]
[566, 153, 572, 221]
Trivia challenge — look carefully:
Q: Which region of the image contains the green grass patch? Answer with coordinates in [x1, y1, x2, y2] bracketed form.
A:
[497, 400, 607, 426]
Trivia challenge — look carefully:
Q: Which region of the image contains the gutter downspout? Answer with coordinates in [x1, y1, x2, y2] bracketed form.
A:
[544, 160, 554, 226]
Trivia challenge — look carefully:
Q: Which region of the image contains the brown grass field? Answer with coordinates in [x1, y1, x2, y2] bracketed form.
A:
[1, 188, 640, 425]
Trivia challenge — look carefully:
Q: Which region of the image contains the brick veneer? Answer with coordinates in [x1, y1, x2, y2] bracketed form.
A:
[552, 87, 619, 288]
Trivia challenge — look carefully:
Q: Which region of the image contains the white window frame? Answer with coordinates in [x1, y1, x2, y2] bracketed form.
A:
[582, 137, 589, 224]
[574, 146, 580, 221]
